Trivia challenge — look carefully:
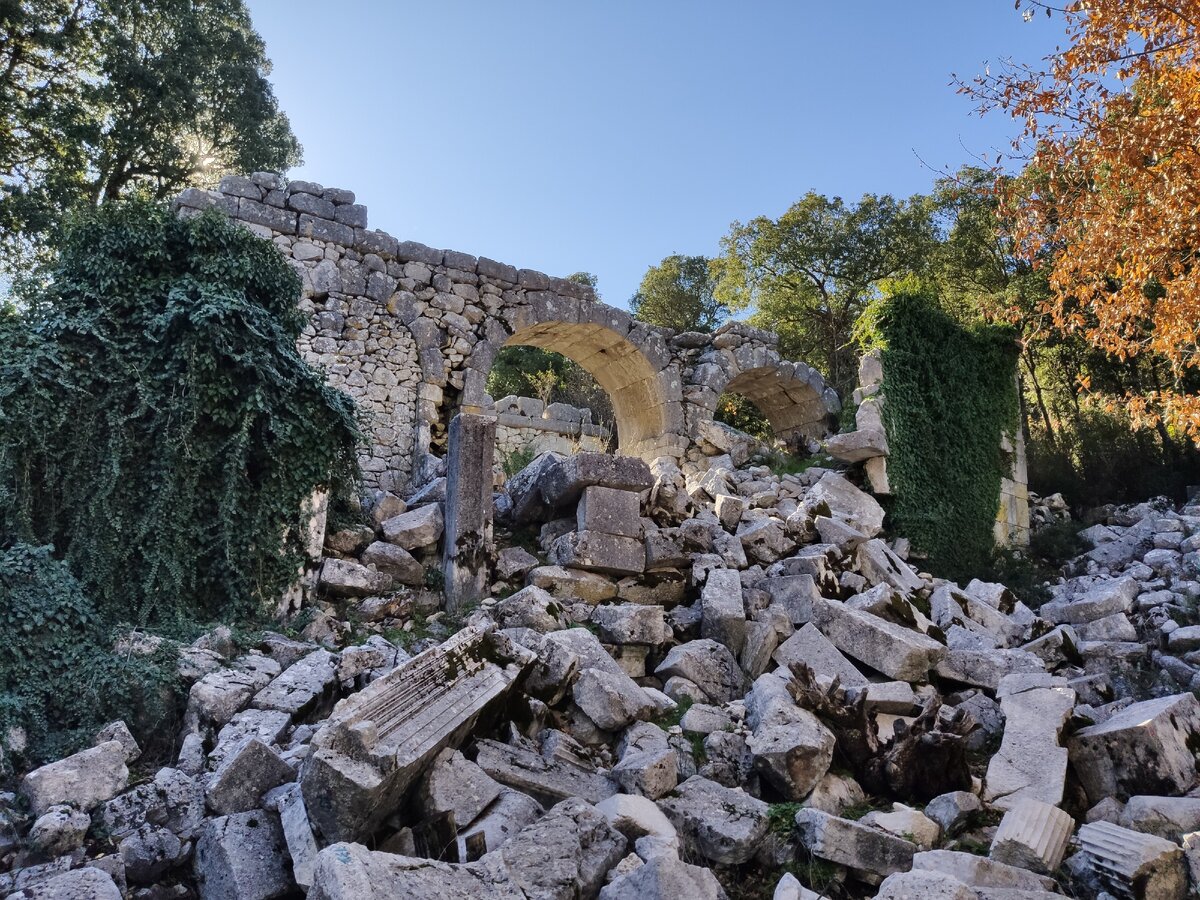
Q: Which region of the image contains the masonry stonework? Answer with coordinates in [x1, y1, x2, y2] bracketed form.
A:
[174, 174, 841, 494]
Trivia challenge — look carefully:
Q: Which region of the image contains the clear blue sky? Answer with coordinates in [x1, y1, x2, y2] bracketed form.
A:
[245, 2, 1062, 309]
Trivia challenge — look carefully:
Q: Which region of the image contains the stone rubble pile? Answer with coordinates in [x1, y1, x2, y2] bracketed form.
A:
[4, 446, 1200, 900]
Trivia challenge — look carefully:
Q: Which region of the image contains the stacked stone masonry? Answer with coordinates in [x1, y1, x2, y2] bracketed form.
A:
[174, 174, 840, 493]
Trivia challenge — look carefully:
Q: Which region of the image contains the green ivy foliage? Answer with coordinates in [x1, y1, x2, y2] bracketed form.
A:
[0, 543, 181, 765]
[0, 201, 360, 626]
[859, 290, 1019, 580]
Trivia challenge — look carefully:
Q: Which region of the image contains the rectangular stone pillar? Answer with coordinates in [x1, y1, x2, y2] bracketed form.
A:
[441, 412, 497, 614]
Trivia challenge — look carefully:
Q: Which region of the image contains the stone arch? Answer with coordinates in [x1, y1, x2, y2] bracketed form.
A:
[721, 364, 834, 445]
[461, 297, 686, 462]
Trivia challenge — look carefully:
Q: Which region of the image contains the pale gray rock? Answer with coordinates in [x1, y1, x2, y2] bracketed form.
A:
[654, 639, 746, 704]
[120, 823, 188, 884]
[381, 503, 444, 550]
[573, 667, 656, 731]
[658, 775, 769, 865]
[810, 597, 945, 681]
[193, 809, 292, 900]
[252, 648, 337, 718]
[746, 714, 835, 800]
[318, 557, 390, 598]
[8, 867, 122, 900]
[911, 850, 1059, 892]
[21, 741, 129, 815]
[206, 738, 295, 816]
[700, 568, 746, 654]
[925, 791, 982, 837]
[1077, 820, 1186, 900]
[874, 871, 975, 900]
[416, 748, 503, 828]
[27, 805, 90, 857]
[794, 808, 916, 879]
[598, 853, 727, 899]
[806, 471, 885, 536]
[1119, 795, 1200, 843]
[591, 604, 666, 645]
[494, 585, 570, 633]
[773, 623, 867, 686]
[359, 541, 423, 585]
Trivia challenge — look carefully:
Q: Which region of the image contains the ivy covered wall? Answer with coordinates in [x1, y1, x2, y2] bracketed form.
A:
[859, 292, 1020, 580]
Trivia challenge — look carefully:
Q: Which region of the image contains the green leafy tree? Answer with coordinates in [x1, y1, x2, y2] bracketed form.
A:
[0, 201, 358, 625]
[567, 271, 600, 299]
[712, 192, 936, 393]
[0, 0, 300, 271]
[630, 254, 726, 333]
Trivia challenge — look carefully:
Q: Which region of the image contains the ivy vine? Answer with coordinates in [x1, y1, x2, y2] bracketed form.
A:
[858, 291, 1019, 580]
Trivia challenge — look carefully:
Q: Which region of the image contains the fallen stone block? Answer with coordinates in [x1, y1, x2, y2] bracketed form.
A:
[193, 809, 292, 900]
[924, 791, 982, 838]
[456, 789, 544, 860]
[855, 539, 924, 594]
[307, 842, 514, 899]
[1068, 692, 1200, 803]
[811, 597, 945, 681]
[493, 585, 570, 633]
[592, 603, 666, 645]
[1119, 795, 1200, 843]
[806, 471, 884, 536]
[658, 775, 769, 865]
[774, 623, 867, 687]
[598, 853, 727, 899]
[983, 677, 1074, 810]
[794, 808, 916, 880]
[186, 654, 281, 730]
[911, 850, 1060, 892]
[572, 666, 656, 731]
[252, 648, 338, 719]
[1078, 820, 1187, 900]
[578, 485, 642, 538]
[825, 428, 888, 463]
[525, 565, 621, 604]
[21, 741, 129, 815]
[935, 648, 1045, 691]
[318, 557, 390, 598]
[10, 867, 122, 900]
[550, 530, 646, 576]
[988, 798, 1072, 875]
[101, 766, 206, 841]
[415, 747, 503, 831]
[759, 574, 822, 625]
[737, 516, 796, 565]
[746, 713, 835, 800]
[206, 738, 294, 815]
[700, 568, 746, 655]
[539, 451, 654, 509]
[359, 541, 423, 585]
[301, 626, 531, 842]
[381, 502, 443, 550]
[860, 803, 941, 850]
[474, 738, 616, 806]
[654, 639, 746, 704]
[273, 783, 320, 891]
[874, 870, 975, 900]
[1039, 576, 1139, 625]
[714, 493, 745, 530]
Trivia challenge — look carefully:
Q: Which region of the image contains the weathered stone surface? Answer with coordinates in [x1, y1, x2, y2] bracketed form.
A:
[102, 767, 206, 840]
[658, 775, 769, 865]
[700, 568, 746, 654]
[308, 842, 519, 899]
[773, 623, 867, 686]
[747, 714, 835, 800]
[1068, 692, 1200, 803]
[381, 503, 444, 550]
[874, 871, 975, 900]
[456, 789, 544, 859]
[654, 639, 746, 704]
[794, 808, 916, 879]
[206, 738, 295, 815]
[983, 678, 1074, 810]
[27, 805, 90, 857]
[186, 654, 281, 730]
[9, 867, 123, 899]
[1040, 576, 1139, 625]
[825, 428, 888, 463]
[855, 539, 925, 593]
[551, 530, 646, 576]
[493, 585, 570, 633]
[475, 738, 617, 806]
[528, 565, 618, 604]
[860, 803, 941, 850]
[811, 597, 945, 681]
[935, 648, 1045, 691]
[911, 850, 1059, 892]
[252, 648, 338, 718]
[988, 798, 1072, 875]
[360, 541, 424, 585]
[572, 666, 656, 731]
[806, 471, 885, 537]
[495, 546, 539, 581]
[120, 823, 188, 884]
[1077, 820, 1187, 900]
[578, 485, 642, 538]
[21, 741, 129, 815]
[1119, 795, 1200, 843]
[302, 627, 528, 841]
[319, 557, 390, 598]
[924, 791, 982, 837]
[193, 809, 292, 900]
[442, 413, 496, 610]
[273, 783, 320, 891]
[592, 603, 665, 645]
[598, 853, 727, 899]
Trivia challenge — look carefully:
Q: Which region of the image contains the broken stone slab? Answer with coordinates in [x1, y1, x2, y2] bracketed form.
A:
[811, 597, 945, 681]
[860, 803, 941, 850]
[911, 850, 1060, 892]
[27, 805, 90, 857]
[578, 485, 642, 538]
[307, 842, 515, 899]
[1039, 576, 1139, 625]
[658, 775, 769, 865]
[252, 648, 338, 719]
[1119, 795, 1200, 843]
[700, 568, 746, 655]
[747, 713, 836, 800]
[120, 822, 188, 884]
[741, 619, 781, 679]
[989, 798, 1073, 875]
[611, 742, 677, 800]
[337, 636, 399, 683]
[8, 867, 122, 900]
[597, 853, 727, 899]
[301, 626, 531, 842]
[983, 677, 1075, 810]
[654, 639, 746, 704]
[193, 809, 293, 900]
[381, 502, 444, 550]
[550, 530, 646, 575]
[1020, 624, 1080, 667]
[855, 539, 924, 593]
[773, 623, 868, 687]
[1068, 692, 1200, 804]
[495, 546, 539, 581]
[415, 747, 503, 830]
[21, 741, 129, 815]
[806, 471, 885, 537]
[595, 792, 678, 852]
[94, 720, 140, 763]
[493, 585, 571, 632]
[592, 603, 666, 645]
[714, 493, 745, 530]
[101, 767, 206, 842]
[456, 789, 544, 860]
[186, 654, 281, 730]
[474, 738, 617, 806]
[929, 584, 1023, 646]
[794, 808, 917, 880]
[539, 451, 654, 509]
[318, 557, 391, 598]
[271, 783, 319, 892]
[208, 708, 292, 770]
[924, 791, 983, 838]
[874, 871, 975, 900]
[737, 516, 797, 565]
[1077, 820, 1187, 900]
[935, 648, 1046, 691]
[360, 541, 424, 586]
[824, 428, 889, 463]
[759, 574, 821, 625]
[573, 666, 656, 731]
[206, 738, 295, 815]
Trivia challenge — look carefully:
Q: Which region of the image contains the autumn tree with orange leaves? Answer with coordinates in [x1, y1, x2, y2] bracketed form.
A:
[963, 0, 1200, 441]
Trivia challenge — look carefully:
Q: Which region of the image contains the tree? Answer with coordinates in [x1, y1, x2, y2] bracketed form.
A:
[961, 0, 1200, 439]
[630, 254, 726, 333]
[567, 271, 601, 299]
[711, 192, 936, 393]
[0, 0, 300, 271]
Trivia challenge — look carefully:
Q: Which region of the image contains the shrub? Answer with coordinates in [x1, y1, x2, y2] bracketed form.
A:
[0, 544, 180, 766]
[0, 202, 360, 625]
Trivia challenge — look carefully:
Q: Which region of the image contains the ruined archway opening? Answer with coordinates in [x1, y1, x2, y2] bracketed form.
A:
[719, 366, 834, 455]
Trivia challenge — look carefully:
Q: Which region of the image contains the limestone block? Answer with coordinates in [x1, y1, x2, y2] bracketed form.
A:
[714, 493, 745, 530]
[206, 739, 295, 815]
[528, 564, 618, 604]
[759, 574, 821, 625]
[855, 538, 925, 593]
[983, 678, 1074, 810]
[572, 666, 656, 731]
[577, 485, 642, 537]
[1039, 576, 1139, 625]
[658, 775, 769, 865]
[415, 748, 503, 829]
[381, 502, 444, 550]
[810, 597, 945, 681]
[824, 428, 888, 463]
[911, 850, 1059, 892]
[935, 648, 1046, 691]
[318, 557, 390, 598]
[598, 853, 726, 900]
[1068, 692, 1200, 803]
[655, 639, 746, 704]
[252, 649, 338, 718]
[591, 603, 666, 645]
[794, 808, 917, 879]
[806, 471, 885, 537]
[1078, 821, 1187, 900]
[550, 530, 646, 576]
[773, 623, 868, 687]
[1119, 795, 1200, 843]
[21, 741, 129, 815]
[455, 789, 543, 859]
[874, 871, 975, 899]
[860, 803, 941, 850]
[988, 798, 1073, 875]
[360, 541, 423, 586]
[746, 713, 836, 800]
[700, 568, 746, 655]
[193, 809, 292, 900]
[493, 585, 570, 633]
[474, 738, 616, 807]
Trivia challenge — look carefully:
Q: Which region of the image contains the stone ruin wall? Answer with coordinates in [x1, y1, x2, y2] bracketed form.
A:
[173, 173, 841, 496]
[492, 396, 611, 478]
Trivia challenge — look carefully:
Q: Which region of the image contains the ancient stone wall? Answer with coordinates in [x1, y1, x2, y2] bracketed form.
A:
[492, 397, 610, 478]
[174, 174, 840, 494]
